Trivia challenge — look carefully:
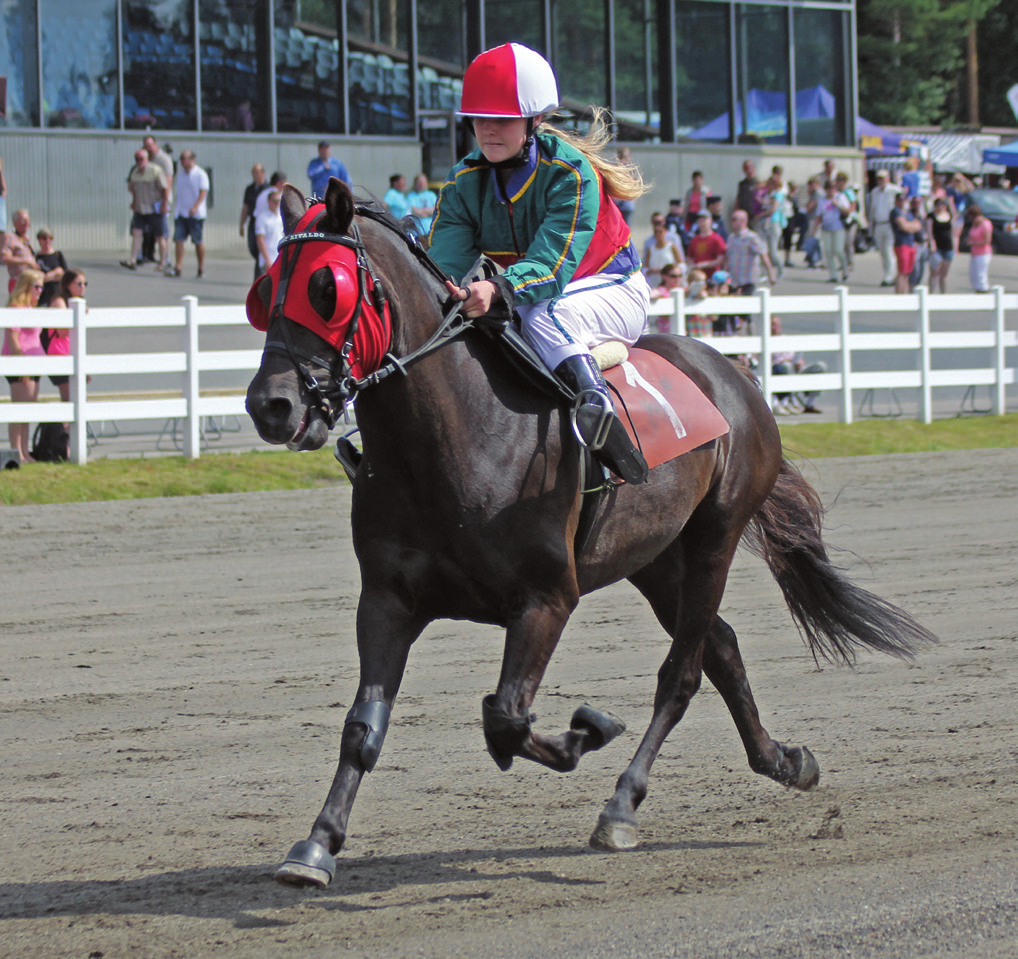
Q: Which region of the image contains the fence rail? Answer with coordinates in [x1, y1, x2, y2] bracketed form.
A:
[2, 286, 1016, 465]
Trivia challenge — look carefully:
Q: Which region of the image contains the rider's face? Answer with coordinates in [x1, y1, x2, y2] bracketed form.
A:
[473, 116, 530, 165]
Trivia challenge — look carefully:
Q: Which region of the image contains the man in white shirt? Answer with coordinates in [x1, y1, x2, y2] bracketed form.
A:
[254, 190, 284, 272]
[867, 169, 902, 287]
[168, 150, 210, 278]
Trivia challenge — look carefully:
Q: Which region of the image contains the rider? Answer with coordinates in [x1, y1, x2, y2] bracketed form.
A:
[428, 43, 650, 484]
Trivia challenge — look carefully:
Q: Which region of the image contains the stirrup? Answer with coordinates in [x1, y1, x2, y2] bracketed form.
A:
[570, 388, 613, 451]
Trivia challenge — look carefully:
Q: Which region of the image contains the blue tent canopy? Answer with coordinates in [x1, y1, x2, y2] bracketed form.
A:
[982, 141, 1018, 166]
[856, 117, 911, 156]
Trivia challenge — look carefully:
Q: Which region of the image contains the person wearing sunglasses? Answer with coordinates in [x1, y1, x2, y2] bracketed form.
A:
[2, 268, 45, 461]
[44, 269, 88, 403]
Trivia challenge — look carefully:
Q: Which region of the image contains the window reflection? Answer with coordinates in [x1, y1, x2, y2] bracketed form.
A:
[735, 3, 790, 145]
[123, 0, 197, 129]
[554, 0, 605, 109]
[0, 0, 40, 127]
[200, 0, 268, 132]
[275, 0, 346, 133]
[793, 7, 849, 147]
[485, 0, 543, 51]
[42, 0, 118, 128]
[614, 0, 656, 135]
[676, 1, 731, 142]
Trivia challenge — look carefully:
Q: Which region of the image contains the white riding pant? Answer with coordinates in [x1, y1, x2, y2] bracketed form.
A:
[515, 271, 650, 371]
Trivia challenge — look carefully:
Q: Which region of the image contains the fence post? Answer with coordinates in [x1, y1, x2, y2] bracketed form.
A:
[182, 296, 201, 459]
[674, 287, 686, 335]
[69, 297, 88, 465]
[993, 285, 1006, 415]
[758, 286, 771, 405]
[838, 286, 852, 424]
[918, 285, 932, 424]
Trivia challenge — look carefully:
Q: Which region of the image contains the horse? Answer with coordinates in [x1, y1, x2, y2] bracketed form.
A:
[245, 178, 936, 888]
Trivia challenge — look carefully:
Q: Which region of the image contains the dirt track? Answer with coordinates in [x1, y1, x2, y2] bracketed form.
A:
[1, 448, 1016, 958]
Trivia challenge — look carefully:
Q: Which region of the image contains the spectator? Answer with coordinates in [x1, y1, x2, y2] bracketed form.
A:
[761, 167, 788, 279]
[406, 173, 437, 236]
[889, 190, 921, 294]
[254, 170, 287, 223]
[612, 148, 637, 225]
[901, 156, 922, 200]
[735, 159, 760, 229]
[2, 268, 45, 462]
[683, 170, 711, 232]
[686, 209, 727, 273]
[0, 155, 7, 252]
[168, 150, 210, 279]
[925, 196, 955, 294]
[144, 136, 174, 271]
[663, 198, 689, 249]
[769, 316, 825, 415]
[2, 208, 40, 294]
[816, 158, 837, 188]
[648, 265, 686, 334]
[965, 204, 993, 293]
[780, 180, 805, 268]
[308, 141, 351, 198]
[254, 190, 284, 273]
[908, 195, 930, 291]
[34, 228, 67, 307]
[45, 269, 87, 407]
[684, 269, 713, 337]
[643, 220, 685, 288]
[818, 179, 851, 284]
[120, 148, 169, 272]
[867, 169, 901, 287]
[704, 195, 728, 240]
[834, 171, 859, 273]
[240, 163, 268, 279]
[802, 176, 825, 269]
[724, 209, 776, 295]
[707, 269, 737, 336]
[384, 173, 410, 219]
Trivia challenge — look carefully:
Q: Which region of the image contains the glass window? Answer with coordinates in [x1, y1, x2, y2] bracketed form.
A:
[42, 0, 117, 129]
[793, 7, 850, 147]
[200, 0, 268, 132]
[614, 0, 656, 138]
[554, 2, 605, 111]
[735, 3, 789, 145]
[124, 0, 196, 130]
[0, 0, 40, 127]
[417, 0, 463, 71]
[675, 1, 730, 142]
[485, 0, 544, 53]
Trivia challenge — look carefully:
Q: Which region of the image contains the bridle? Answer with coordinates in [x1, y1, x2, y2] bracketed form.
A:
[259, 200, 477, 430]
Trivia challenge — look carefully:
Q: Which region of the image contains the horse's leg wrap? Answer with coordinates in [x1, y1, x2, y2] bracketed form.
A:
[344, 701, 391, 772]
[482, 694, 533, 771]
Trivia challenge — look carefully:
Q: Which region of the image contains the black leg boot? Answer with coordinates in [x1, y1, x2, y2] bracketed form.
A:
[554, 353, 649, 485]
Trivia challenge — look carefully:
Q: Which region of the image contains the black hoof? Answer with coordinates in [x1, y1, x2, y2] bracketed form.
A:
[779, 743, 820, 790]
[571, 704, 626, 750]
[274, 839, 336, 888]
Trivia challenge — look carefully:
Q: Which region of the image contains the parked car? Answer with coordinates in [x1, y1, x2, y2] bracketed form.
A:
[958, 188, 1018, 255]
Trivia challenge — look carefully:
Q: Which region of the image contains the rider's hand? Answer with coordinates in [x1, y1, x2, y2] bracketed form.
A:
[445, 279, 496, 317]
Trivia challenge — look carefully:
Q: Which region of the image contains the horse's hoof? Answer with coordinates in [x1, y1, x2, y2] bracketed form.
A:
[274, 840, 336, 888]
[782, 744, 820, 791]
[589, 813, 639, 852]
[571, 704, 626, 751]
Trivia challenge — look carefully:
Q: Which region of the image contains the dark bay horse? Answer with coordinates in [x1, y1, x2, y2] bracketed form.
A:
[246, 179, 935, 888]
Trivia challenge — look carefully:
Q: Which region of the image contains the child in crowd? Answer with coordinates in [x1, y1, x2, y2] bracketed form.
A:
[683, 269, 712, 337]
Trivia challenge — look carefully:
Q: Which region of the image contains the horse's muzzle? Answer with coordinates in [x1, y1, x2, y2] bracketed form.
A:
[246, 371, 331, 451]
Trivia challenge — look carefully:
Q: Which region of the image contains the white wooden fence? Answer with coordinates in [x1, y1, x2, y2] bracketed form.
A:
[1, 286, 1016, 466]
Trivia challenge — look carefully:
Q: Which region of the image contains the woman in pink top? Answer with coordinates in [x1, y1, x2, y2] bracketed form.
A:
[3, 268, 44, 461]
[965, 204, 993, 293]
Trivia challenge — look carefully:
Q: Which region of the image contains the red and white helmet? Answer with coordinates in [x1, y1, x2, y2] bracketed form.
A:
[458, 43, 559, 119]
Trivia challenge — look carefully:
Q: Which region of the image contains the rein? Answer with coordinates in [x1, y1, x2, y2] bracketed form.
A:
[264, 200, 475, 429]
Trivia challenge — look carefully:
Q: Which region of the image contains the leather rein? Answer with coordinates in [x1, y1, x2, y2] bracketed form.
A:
[263, 202, 476, 430]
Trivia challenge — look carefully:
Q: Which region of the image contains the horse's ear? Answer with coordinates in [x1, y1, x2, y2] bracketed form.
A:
[280, 184, 308, 234]
[323, 177, 354, 234]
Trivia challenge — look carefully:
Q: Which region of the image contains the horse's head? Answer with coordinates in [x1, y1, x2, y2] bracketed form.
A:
[245, 178, 395, 450]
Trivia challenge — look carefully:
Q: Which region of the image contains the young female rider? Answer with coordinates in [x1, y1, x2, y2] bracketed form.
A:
[429, 43, 650, 484]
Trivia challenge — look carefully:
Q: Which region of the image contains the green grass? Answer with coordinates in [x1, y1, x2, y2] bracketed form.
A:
[1, 414, 1016, 506]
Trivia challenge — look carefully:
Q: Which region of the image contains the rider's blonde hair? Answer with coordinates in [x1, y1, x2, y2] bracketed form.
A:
[539, 107, 648, 202]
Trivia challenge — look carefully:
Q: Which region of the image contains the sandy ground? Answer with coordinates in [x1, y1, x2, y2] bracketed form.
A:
[1, 448, 1016, 958]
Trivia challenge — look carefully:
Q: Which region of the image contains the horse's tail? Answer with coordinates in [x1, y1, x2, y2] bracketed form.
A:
[741, 457, 937, 664]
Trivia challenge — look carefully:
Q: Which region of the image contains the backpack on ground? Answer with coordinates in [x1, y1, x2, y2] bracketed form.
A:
[31, 422, 70, 462]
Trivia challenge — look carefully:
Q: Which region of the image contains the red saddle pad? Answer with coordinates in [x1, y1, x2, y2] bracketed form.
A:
[604, 348, 730, 470]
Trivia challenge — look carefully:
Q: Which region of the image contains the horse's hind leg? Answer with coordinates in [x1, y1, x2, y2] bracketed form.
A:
[702, 616, 819, 790]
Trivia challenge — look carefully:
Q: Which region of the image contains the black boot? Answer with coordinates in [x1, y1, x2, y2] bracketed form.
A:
[554, 354, 649, 484]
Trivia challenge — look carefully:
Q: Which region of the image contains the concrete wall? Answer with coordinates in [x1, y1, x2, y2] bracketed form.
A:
[0, 131, 422, 253]
[0, 130, 863, 254]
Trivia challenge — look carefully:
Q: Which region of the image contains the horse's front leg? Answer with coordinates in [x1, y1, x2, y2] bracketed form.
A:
[275, 588, 425, 888]
[483, 597, 626, 773]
